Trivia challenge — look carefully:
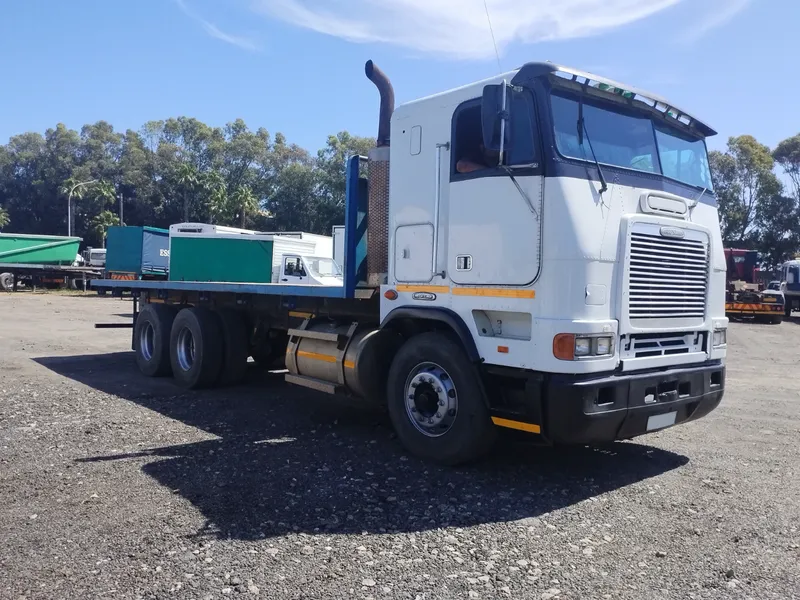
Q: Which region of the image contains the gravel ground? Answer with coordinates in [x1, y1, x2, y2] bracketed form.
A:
[1, 293, 798, 600]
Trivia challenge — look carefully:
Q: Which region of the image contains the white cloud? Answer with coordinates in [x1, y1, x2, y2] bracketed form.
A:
[680, 0, 750, 43]
[250, 0, 683, 59]
[175, 0, 261, 52]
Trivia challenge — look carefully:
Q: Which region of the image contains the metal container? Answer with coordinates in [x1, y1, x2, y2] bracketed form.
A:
[169, 230, 275, 283]
[106, 226, 169, 279]
[0, 233, 81, 265]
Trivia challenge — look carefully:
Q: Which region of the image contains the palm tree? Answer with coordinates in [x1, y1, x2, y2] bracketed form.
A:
[91, 210, 120, 248]
[177, 163, 199, 222]
[60, 177, 98, 236]
[231, 185, 258, 229]
[0, 206, 9, 230]
[201, 171, 227, 224]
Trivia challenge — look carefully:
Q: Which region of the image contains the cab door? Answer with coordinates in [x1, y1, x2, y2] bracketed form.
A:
[281, 255, 308, 284]
[446, 88, 543, 286]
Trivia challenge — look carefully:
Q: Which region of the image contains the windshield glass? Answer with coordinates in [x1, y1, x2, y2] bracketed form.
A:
[306, 257, 342, 278]
[550, 91, 712, 190]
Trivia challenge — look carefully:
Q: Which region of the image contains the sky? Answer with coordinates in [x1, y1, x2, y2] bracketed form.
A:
[0, 0, 796, 155]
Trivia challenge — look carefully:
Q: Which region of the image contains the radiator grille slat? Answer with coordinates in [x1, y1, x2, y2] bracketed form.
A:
[628, 230, 709, 320]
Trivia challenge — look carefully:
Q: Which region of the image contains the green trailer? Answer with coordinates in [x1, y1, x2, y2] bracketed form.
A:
[169, 233, 275, 283]
[0, 233, 81, 265]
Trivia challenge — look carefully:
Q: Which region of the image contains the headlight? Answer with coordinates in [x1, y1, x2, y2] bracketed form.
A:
[553, 334, 615, 360]
[574, 337, 592, 357]
[594, 336, 613, 356]
[713, 329, 727, 347]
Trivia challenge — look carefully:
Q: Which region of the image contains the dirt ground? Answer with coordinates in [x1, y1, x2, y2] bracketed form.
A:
[0, 293, 798, 600]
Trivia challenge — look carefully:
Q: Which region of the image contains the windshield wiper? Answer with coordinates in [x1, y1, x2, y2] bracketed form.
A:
[577, 94, 609, 194]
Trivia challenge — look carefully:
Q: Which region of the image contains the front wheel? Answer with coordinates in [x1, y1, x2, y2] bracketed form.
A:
[785, 301, 793, 318]
[387, 332, 496, 465]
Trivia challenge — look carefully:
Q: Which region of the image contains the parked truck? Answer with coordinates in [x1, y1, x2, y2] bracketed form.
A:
[779, 259, 800, 317]
[93, 60, 727, 464]
[724, 248, 783, 323]
[168, 224, 338, 285]
[0, 233, 104, 291]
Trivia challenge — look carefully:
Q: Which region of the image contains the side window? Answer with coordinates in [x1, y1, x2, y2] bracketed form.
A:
[284, 257, 306, 277]
[452, 91, 537, 177]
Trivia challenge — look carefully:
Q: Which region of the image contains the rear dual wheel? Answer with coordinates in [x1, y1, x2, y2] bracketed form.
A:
[134, 304, 249, 388]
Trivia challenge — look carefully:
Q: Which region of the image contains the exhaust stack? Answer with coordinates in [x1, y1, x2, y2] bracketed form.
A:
[365, 60, 395, 147]
[365, 60, 394, 286]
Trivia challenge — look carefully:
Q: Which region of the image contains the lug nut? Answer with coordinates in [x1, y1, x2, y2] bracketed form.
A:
[438, 400, 445, 407]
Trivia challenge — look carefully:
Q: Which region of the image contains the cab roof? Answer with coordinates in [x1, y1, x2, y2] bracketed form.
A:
[512, 62, 716, 137]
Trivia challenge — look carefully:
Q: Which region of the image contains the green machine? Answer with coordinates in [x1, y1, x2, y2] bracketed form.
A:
[0, 233, 81, 265]
[169, 227, 275, 283]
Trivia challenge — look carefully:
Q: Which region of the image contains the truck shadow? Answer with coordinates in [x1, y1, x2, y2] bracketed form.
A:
[35, 352, 689, 541]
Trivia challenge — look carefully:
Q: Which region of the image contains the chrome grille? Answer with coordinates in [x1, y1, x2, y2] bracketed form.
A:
[628, 230, 709, 320]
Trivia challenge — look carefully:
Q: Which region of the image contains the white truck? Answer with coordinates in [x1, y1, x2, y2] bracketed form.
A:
[95, 60, 727, 465]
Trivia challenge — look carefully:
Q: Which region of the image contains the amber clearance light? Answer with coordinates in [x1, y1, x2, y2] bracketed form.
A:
[384, 289, 398, 300]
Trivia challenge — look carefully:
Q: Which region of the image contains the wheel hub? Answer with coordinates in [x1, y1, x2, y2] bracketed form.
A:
[176, 327, 196, 372]
[140, 322, 155, 362]
[404, 362, 458, 437]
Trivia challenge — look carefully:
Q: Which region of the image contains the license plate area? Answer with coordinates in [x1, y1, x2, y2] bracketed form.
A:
[647, 411, 677, 431]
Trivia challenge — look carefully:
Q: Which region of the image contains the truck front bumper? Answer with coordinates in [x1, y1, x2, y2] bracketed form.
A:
[542, 362, 724, 444]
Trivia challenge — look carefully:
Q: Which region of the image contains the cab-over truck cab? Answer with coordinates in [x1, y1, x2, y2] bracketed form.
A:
[380, 61, 726, 451]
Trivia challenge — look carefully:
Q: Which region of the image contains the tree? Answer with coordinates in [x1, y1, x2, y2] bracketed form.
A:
[176, 162, 200, 222]
[710, 135, 782, 246]
[201, 170, 227, 224]
[230, 185, 258, 229]
[774, 134, 800, 200]
[0, 206, 9, 230]
[91, 210, 120, 248]
[314, 132, 374, 232]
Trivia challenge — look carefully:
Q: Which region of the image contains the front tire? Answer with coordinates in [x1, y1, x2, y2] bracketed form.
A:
[387, 332, 496, 465]
[169, 307, 224, 389]
[134, 303, 176, 377]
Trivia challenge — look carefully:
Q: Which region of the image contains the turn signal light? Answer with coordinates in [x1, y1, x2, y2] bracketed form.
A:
[553, 334, 576, 361]
[384, 289, 398, 300]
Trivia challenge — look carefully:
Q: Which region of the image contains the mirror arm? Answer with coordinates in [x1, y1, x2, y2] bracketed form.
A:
[498, 79, 508, 166]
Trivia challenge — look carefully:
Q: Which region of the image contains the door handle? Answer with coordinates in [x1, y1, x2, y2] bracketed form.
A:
[281, 278, 288, 282]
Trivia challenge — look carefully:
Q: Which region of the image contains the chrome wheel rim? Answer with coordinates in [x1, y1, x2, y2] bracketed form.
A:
[176, 327, 196, 372]
[139, 322, 155, 362]
[404, 362, 458, 437]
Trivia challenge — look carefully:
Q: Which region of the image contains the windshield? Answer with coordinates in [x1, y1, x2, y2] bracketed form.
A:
[550, 91, 713, 190]
[306, 257, 342, 278]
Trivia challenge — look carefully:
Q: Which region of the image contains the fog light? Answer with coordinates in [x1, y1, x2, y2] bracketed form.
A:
[713, 329, 727, 347]
[574, 337, 591, 357]
[594, 336, 613, 356]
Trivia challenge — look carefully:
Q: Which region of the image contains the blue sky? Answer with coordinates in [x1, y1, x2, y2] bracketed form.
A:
[0, 0, 796, 155]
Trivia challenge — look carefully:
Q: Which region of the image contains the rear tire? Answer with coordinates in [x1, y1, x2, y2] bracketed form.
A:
[386, 331, 496, 465]
[0, 273, 12, 292]
[134, 303, 176, 377]
[785, 301, 792, 317]
[169, 307, 224, 389]
[217, 309, 249, 386]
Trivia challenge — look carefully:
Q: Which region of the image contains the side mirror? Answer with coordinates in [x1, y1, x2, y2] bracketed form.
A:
[481, 84, 511, 151]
